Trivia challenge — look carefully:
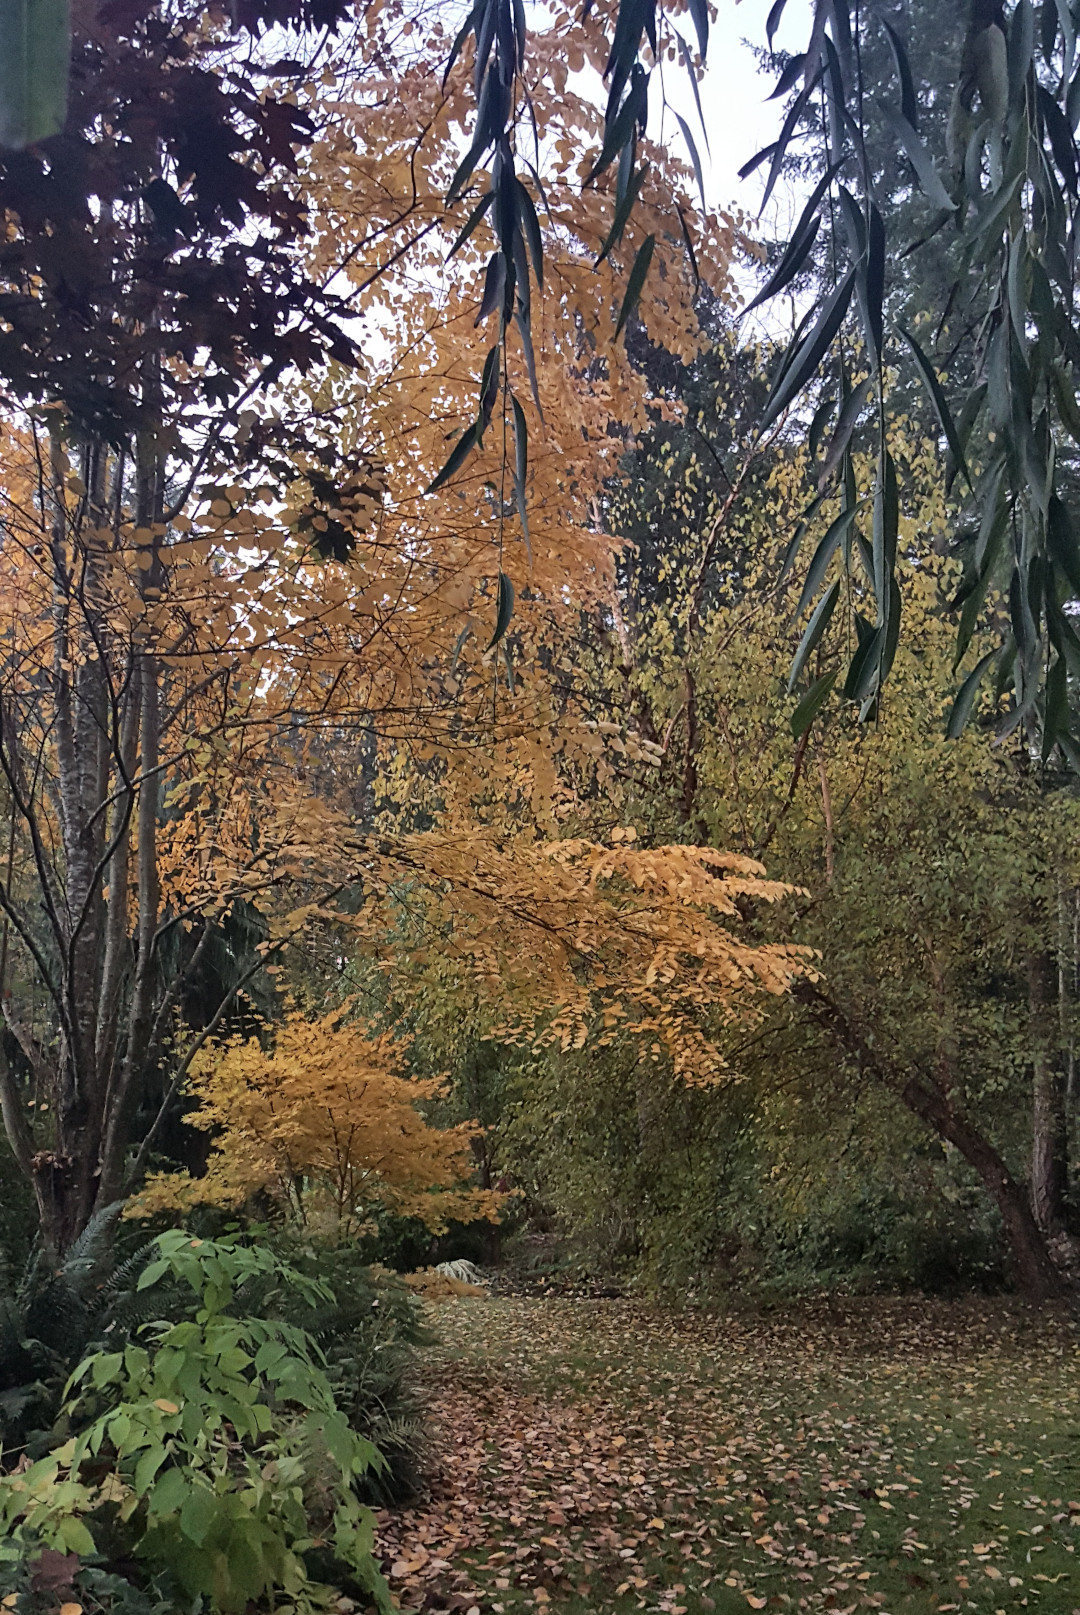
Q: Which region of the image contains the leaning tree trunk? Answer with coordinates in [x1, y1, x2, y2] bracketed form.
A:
[898, 1074, 1065, 1304]
[795, 982, 1068, 1303]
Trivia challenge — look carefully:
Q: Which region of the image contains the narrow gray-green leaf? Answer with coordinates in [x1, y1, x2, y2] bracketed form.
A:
[882, 19, 918, 131]
[596, 164, 649, 267]
[898, 323, 974, 491]
[447, 189, 494, 261]
[427, 425, 479, 493]
[761, 267, 856, 430]
[0, 0, 70, 149]
[946, 649, 997, 738]
[791, 668, 839, 738]
[614, 233, 655, 341]
[674, 110, 707, 212]
[686, 0, 708, 59]
[795, 507, 857, 619]
[818, 377, 873, 486]
[510, 392, 531, 559]
[880, 104, 955, 211]
[487, 569, 515, 650]
[788, 580, 840, 692]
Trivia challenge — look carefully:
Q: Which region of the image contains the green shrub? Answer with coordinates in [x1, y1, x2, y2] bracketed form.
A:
[0, 1204, 165, 1455]
[260, 1238, 432, 1505]
[0, 1231, 390, 1615]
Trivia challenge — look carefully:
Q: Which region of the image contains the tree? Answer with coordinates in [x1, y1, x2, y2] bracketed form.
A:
[129, 1008, 505, 1237]
[628, 420, 1080, 1298]
[0, 1, 799, 1253]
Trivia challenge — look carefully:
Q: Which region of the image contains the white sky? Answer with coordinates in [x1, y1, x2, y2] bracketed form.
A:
[661, 0, 815, 220]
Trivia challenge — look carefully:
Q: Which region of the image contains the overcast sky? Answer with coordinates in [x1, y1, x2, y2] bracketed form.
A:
[664, 0, 815, 220]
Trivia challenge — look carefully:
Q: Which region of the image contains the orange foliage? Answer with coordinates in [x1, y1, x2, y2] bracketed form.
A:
[131, 1009, 502, 1235]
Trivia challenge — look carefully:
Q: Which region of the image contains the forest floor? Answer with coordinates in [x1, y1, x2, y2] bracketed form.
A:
[375, 1294, 1080, 1615]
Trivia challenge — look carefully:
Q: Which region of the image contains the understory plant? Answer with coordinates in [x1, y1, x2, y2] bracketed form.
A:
[0, 1231, 391, 1615]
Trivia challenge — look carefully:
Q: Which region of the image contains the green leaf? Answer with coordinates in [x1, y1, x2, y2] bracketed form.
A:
[768, 52, 808, 101]
[586, 63, 647, 187]
[883, 20, 918, 131]
[898, 324, 974, 492]
[476, 342, 500, 438]
[843, 616, 883, 701]
[91, 1351, 124, 1389]
[510, 392, 530, 556]
[973, 22, 1009, 123]
[795, 507, 858, 619]
[137, 1258, 170, 1291]
[955, 566, 992, 668]
[1051, 364, 1080, 445]
[0, 0, 70, 149]
[1047, 494, 1080, 595]
[673, 110, 706, 212]
[791, 669, 838, 738]
[778, 491, 826, 587]
[788, 580, 841, 692]
[672, 29, 709, 153]
[746, 217, 820, 316]
[614, 233, 655, 341]
[1008, 0, 1035, 105]
[476, 251, 506, 325]
[427, 425, 478, 493]
[134, 1443, 168, 1498]
[446, 189, 494, 261]
[675, 205, 699, 288]
[880, 105, 954, 211]
[487, 570, 515, 650]
[946, 649, 997, 738]
[149, 1465, 189, 1518]
[516, 177, 543, 287]
[760, 70, 824, 217]
[818, 378, 873, 485]
[514, 307, 543, 416]
[872, 448, 899, 606]
[761, 268, 856, 430]
[861, 203, 885, 365]
[595, 162, 648, 267]
[766, 0, 788, 47]
[57, 1516, 95, 1556]
[1038, 84, 1077, 195]
[686, 0, 708, 58]
[442, 2, 479, 89]
[1041, 652, 1069, 760]
[180, 1482, 219, 1546]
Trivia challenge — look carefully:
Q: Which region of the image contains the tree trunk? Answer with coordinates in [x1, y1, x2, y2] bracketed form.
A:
[898, 1073, 1065, 1303]
[795, 982, 1068, 1302]
[1029, 947, 1068, 1236]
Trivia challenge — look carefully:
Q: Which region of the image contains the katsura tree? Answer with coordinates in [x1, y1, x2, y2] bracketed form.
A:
[0, 0, 801, 1254]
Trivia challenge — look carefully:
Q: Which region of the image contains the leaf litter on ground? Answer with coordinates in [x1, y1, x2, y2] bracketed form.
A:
[375, 1295, 1080, 1615]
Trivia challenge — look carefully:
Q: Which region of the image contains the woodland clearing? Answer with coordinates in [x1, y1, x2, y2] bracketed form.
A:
[378, 1296, 1080, 1615]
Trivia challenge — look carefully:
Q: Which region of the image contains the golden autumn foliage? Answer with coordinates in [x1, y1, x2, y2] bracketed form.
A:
[131, 1009, 503, 1235]
[0, 0, 799, 1252]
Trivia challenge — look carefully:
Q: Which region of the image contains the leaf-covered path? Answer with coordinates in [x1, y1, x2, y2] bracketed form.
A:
[377, 1296, 1080, 1615]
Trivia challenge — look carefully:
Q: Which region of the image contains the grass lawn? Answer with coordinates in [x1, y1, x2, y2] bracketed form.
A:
[376, 1295, 1080, 1615]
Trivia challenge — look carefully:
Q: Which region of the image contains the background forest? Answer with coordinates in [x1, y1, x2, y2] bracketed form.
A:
[0, 2, 1079, 1614]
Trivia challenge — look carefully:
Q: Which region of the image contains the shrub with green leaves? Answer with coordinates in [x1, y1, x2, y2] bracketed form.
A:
[261, 1239, 432, 1505]
[0, 1231, 390, 1615]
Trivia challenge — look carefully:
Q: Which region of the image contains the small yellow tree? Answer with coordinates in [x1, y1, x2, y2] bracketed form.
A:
[132, 1009, 503, 1237]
